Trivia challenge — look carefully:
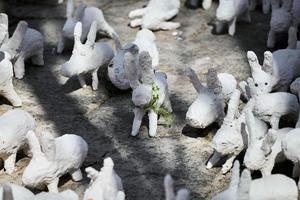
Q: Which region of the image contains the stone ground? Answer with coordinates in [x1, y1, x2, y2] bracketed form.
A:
[0, 0, 294, 199]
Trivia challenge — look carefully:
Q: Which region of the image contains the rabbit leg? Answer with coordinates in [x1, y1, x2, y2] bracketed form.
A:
[78, 74, 87, 88]
[202, 0, 212, 10]
[2, 81, 22, 107]
[222, 154, 236, 174]
[71, 169, 83, 181]
[130, 19, 143, 28]
[47, 178, 59, 193]
[128, 8, 147, 18]
[292, 162, 300, 178]
[267, 30, 276, 48]
[132, 108, 146, 136]
[91, 69, 99, 91]
[57, 35, 66, 54]
[270, 115, 280, 130]
[148, 109, 158, 137]
[159, 22, 181, 30]
[161, 9, 179, 21]
[31, 49, 44, 66]
[14, 55, 25, 79]
[4, 153, 16, 174]
[262, 0, 271, 14]
[206, 151, 222, 169]
[228, 17, 237, 36]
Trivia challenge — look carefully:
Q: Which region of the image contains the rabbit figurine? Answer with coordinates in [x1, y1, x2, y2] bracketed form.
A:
[0, 109, 36, 174]
[57, 0, 117, 53]
[164, 174, 190, 200]
[61, 21, 114, 90]
[22, 131, 88, 192]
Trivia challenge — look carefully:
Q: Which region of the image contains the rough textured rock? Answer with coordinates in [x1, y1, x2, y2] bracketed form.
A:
[0, 0, 279, 199]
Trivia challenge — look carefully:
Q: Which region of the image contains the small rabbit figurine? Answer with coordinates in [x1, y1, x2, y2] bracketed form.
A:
[83, 157, 124, 200]
[216, 0, 251, 35]
[0, 51, 22, 107]
[57, 0, 117, 53]
[164, 174, 190, 200]
[22, 131, 88, 192]
[108, 29, 158, 90]
[212, 161, 298, 200]
[0, 109, 36, 174]
[249, 0, 271, 14]
[61, 21, 114, 90]
[128, 0, 181, 30]
[267, 0, 293, 48]
[124, 44, 172, 137]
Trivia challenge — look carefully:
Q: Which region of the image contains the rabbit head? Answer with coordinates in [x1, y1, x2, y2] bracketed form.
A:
[212, 90, 244, 155]
[22, 131, 57, 188]
[61, 21, 97, 77]
[270, 0, 292, 32]
[164, 174, 190, 200]
[243, 109, 272, 170]
[0, 13, 8, 46]
[212, 161, 241, 200]
[216, 0, 236, 22]
[124, 44, 155, 108]
[246, 51, 274, 96]
[62, 0, 86, 39]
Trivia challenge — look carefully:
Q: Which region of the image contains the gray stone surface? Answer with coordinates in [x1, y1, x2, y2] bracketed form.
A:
[0, 0, 285, 199]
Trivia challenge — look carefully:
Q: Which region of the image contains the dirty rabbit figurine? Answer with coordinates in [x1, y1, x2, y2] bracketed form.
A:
[124, 44, 172, 137]
[128, 0, 180, 30]
[61, 21, 114, 90]
[108, 29, 159, 90]
[57, 0, 117, 53]
[83, 157, 124, 200]
[212, 161, 298, 200]
[164, 174, 190, 200]
[22, 131, 88, 192]
[0, 109, 36, 174]
[0, 51, 22, 107]
[216, 0, 251, 35]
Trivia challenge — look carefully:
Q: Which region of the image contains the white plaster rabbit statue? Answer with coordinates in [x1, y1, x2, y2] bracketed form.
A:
[240, 50, 300, 95]
[267, 0, 293, 48]
[208, 90, 268, 174]
[108, 29, 159, 90]
[0, 109, 36, 174]
[83, 157, 124, 200]
[124, 44, 172, 137]
[185, 68, 237, 129]
[164, 174, 190, 200]
[212, 161, 299, 200]
[216, 0, 251, 36]
[57, 0, 117, 53]
[249, 0, 271, 14]
[243, 107, 292, 176]
[22, 131, 88, 192]
[61, 21, 114, 90]
[0, 14, 44, 79]
[128, 0, 181, 31]
[0, 183, 34, 200]
[0, 51, 22, 107]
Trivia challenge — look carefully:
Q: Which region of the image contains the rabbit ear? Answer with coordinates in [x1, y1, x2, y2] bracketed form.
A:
[288, 27, 298, 49]
[2, 184, 13, 200]
[207, 68, 222, 96]
[112, 33, 122, 51]
[85, 167, 99, 181]
[103, 157, 114, 168]
[39, 132, 56, 161]
[74, 22, 83, 49]
[261, 129, 277, 156]
[224, 89, 241, 122]
[230, 161, 241, 188]
[262, 51, 273, 74]
[271, 0, 280, 9]
[116, 191, 126, 200]
[26, 131, 45, 159]
[0, 13, 8, 28]
[164, 174, 176, 200]
[247, 51, 263, 75]
[85, 21, 97, 48]
[176, 189, 190, 200]
[3, 21, 27, 55]
[184, 68, 206, 94]
[124, 43, 140, 89]
[74, 1, 86, 21]
[237, 169, 251, 200]
[66, 0, 74, 18]
[139, 51, 154, 85]
[282, 0, 293, 10]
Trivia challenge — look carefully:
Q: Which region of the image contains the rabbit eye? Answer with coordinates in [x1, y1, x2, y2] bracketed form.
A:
[265, 82, 268, 85]
[255, 83, 258, 87]
[108, 63, 113, 68]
